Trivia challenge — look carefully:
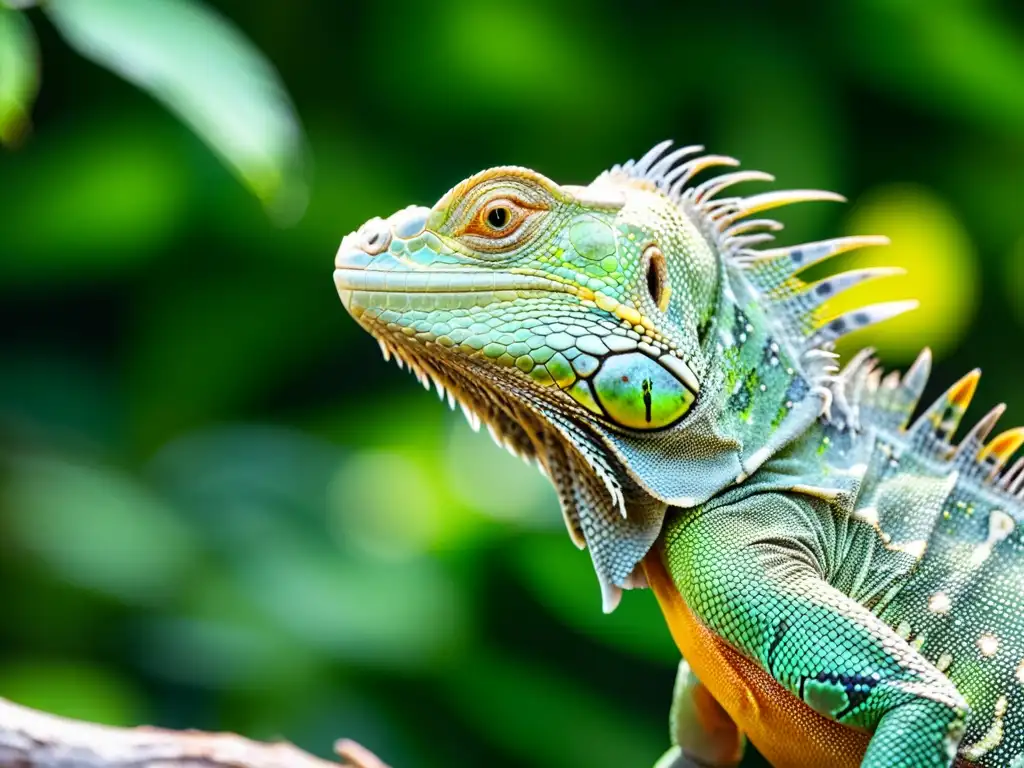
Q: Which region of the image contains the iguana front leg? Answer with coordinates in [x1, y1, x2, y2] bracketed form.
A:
[662, 492, 969, 768]
[654, 660, 745, 768]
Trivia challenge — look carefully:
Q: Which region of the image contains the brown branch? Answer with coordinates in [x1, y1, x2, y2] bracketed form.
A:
[0, 697, 391, 768]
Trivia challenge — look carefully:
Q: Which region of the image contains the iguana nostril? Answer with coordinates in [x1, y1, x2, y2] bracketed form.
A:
[360, 219, 391, 254]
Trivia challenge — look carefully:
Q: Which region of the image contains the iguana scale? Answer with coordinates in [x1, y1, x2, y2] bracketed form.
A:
[333, 142, 1024, 768]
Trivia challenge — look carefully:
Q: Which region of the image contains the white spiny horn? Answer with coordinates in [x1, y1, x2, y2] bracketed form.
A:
[847, 353, 879, 421]
[414, 364, 430, 390]
[719, 190, 846, 226]
[1005, 459, 1024, 493]
[668, 155, 740, 198]
[797, 268, 906, 316]
[660, 147, 707, 186]
[881, 371, 901, 392]
[694, 171, 775, 203]
[724, 218, 785, 238]
[865, 367, 883, 394]
[815, 384, 834, 421]
[832, 347, 874, 427]
[703, 199, 742, 220]
[431, 374, 447, 401]
[486, 422, 504, 448]
[377, 339, 391, 362]
[896, 347, 933, 428]
[805, 300, 918, 350]
[841, 348, 877, 381]
[633, 140, 674, 175]
[805, 349, 841, 361]
[955, 404, 1006, 459]
[1000, 457, 1024, 490]
[648, 145, 704, 181]
[748, 235, 890, 271]
[725, 233, 777, 251]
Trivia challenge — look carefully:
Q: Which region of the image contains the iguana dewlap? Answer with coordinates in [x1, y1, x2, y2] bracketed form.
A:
[333, 142, 1024, 767]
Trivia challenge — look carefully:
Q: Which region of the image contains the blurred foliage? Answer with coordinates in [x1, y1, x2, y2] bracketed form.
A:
[1, 2, 1022, 767]
[0, 6, 37, 146]
[2, 0, 307, 219]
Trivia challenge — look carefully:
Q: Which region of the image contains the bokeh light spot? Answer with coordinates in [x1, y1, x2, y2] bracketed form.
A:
[329, 451, 441, 560]
[445, 420, 556, 526]
[826, 183, 979, 360]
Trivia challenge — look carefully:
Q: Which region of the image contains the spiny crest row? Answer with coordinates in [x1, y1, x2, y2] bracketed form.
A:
[612, 142, 1021, 497]
[831, 348, 1024, 502]
[606, 141, 915, 355]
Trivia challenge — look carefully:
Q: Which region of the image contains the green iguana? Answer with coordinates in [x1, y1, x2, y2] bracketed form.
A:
[332, 142, 1024, 768]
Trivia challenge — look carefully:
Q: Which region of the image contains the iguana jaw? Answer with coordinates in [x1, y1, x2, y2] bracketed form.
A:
[333, 266, 577, 304]
[339, 294, 662, 614]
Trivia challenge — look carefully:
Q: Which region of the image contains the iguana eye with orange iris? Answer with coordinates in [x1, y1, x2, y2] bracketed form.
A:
[461, 197, 540, 239]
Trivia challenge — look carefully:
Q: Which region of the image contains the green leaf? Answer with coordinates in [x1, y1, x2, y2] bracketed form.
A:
[44, 0, 308, 222]
[0, 5, 38, 145]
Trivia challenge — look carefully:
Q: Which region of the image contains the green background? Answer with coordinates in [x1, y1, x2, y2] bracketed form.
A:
[1, 2, 1022, 766]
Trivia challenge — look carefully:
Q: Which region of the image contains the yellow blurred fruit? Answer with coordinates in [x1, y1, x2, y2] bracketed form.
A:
[822, 184, 979, 361]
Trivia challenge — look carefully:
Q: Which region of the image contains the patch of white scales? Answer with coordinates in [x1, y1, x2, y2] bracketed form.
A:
[928, 592, 952, 615]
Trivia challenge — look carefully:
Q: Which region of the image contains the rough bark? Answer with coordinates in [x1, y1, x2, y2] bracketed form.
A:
[0, 697, 390, 768]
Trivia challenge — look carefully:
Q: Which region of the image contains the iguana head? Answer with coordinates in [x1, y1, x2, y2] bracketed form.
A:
[335, 142, 907, 610]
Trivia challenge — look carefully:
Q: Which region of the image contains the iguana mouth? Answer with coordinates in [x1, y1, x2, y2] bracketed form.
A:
[332, 267, 576, 299]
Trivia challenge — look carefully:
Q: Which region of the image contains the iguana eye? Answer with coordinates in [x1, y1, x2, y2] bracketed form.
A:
[461, 197, 536, 240]
[568, 352, 696, 430]
[486, 205, 510, 230]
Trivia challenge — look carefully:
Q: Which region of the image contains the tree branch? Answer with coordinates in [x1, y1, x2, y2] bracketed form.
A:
[0, 697, 391, 768]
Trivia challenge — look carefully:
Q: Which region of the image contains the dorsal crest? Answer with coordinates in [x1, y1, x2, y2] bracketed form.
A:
[601, 141, 1021, 502]
[598, 140, 916, 357]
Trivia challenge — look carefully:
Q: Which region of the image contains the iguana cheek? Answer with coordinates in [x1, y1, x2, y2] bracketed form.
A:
[572, 352, 696, 430]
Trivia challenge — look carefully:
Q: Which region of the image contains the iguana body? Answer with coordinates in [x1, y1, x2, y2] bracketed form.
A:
[333, 143, 1024, 767]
